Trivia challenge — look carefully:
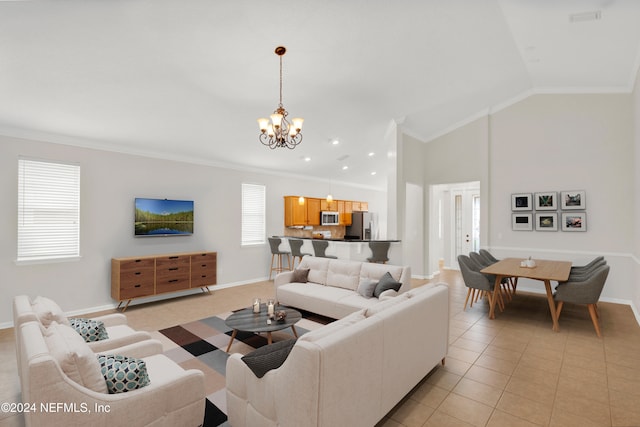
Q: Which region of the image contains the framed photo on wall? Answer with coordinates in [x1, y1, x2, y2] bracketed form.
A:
[535, 213, 558, 231]
[534, 192, 557, 210]
[561, 191, 586, 210]
[562, 212, 587, 231]
[511, 193, 532, 211]
[512, 213, 533, 231]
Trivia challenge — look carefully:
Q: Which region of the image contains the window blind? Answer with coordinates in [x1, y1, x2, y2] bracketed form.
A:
[18, 158, 80, 261]
[241, 183, 265, 246]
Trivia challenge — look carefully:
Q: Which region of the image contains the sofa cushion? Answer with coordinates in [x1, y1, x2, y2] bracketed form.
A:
[291, 268, 310, 283]
[356, 278, 378, 298]
[98, 354, 150, 393]
[360, 263, 404, 283]
[326, 259, 362, 291]
[69, 318, 109, 342]
[299, 309, 366, 343]
[364, 293, 410, 317]
[32, 296, 70, 327]
[241, 339, 297, 378]
[299, 257, 331, 285]
[373, 272, 402, 298]
[43, 321, 108, 393]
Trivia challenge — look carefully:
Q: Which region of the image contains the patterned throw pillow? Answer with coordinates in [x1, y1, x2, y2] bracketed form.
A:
[97, 354, 150, 394]
[69, 318, 109, 342]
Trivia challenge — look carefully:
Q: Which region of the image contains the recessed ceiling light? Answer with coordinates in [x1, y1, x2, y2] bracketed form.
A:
[331, 139, 340, 145]
[342, 165, 349, 170]
[368, 152, 375, 157]
[371, 171, 377, 176]
[304, 157, 311, 162]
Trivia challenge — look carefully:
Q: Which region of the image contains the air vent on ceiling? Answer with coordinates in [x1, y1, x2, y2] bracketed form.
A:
[569, 10, 601, 23]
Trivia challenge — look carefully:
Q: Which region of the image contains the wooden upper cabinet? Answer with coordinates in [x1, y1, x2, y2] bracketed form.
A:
[307, 198, 321, 225]
[338, 200, 352, 225]
[284, 196, 363, 226]
[284, 196, 307, 226]
[320, 199, 338, 211]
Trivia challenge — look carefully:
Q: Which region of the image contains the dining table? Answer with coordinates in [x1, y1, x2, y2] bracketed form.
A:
[480, 258, 572, 331]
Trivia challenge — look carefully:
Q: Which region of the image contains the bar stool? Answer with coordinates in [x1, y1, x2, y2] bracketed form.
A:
[268, 237, 292, 279]
[289, 239, 312, 268]
[367, 241, 390, 264]
[312, 240, 337, 259]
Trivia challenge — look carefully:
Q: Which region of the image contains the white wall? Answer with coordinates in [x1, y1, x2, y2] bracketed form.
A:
[633, 66, 640, 315]
[415, 93, 635, 305]
[489, 94, 633, 301]
[0, 136, 385, 326]
[421, 116, 490, 276]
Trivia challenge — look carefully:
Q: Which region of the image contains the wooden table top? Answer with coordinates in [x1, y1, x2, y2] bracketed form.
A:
[480, 258, 572, 282]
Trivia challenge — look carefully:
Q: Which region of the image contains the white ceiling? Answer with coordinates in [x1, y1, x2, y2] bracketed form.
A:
[1, 0, 639, 189]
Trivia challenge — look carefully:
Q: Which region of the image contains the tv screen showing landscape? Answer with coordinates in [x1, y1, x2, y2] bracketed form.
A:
[135, 198, 194, 236]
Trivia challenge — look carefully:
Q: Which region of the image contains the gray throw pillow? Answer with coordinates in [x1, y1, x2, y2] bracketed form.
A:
[373, 272, 402, 298]
[291, 268, 310, 283]
[356, 278, 378, 298]
[241, 339, 297, 378]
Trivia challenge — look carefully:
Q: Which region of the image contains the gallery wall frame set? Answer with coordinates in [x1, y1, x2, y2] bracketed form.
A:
[511, 191, 586, 232]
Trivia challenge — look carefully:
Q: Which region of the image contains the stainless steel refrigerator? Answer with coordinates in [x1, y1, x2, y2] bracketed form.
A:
[345, 211, 377, 240]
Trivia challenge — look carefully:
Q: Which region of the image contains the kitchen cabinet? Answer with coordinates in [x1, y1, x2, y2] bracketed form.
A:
[338, 200, 352, 225]
[284, 196, 365, 227]
[320, 199, 338, 211]
[307, 198, 321, 225]
[284, 196, 307, 226]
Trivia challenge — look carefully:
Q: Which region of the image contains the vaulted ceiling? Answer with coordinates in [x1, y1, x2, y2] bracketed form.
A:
[1, 0, 639, 189]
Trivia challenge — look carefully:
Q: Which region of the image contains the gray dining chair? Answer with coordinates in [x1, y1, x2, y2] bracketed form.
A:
[478, 249, 499, 264]
[564, 256, 606, 282]
[478, 249, 517, 296]
[268, 237, 292, 280]
[289, 239, 311, 268]
[470, 251, 512, 302]
[458, 254, 504, 313]
[367, 241, 390, 264]
[554, 264, 610, 337]
[311, 240, 337, 259]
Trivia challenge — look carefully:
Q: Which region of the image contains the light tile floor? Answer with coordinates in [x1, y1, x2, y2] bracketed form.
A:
[2, 269, 640, 427]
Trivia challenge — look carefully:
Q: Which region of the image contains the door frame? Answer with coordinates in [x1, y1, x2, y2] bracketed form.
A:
[429, 181, 480, 273]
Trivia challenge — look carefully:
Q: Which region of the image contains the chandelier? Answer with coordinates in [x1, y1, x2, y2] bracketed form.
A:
[258, 46, 304, 149]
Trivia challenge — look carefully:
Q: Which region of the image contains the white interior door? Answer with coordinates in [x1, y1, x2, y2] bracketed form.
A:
[451, 187, 480, 269]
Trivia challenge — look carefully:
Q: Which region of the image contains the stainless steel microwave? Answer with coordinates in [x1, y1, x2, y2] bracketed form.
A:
[321, 211, 340, 225]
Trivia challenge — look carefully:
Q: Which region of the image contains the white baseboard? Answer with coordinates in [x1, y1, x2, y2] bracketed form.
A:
[0, 279, 270, 331]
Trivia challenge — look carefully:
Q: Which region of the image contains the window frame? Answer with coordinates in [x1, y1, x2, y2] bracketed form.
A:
[17, 157, 81, 264]
[241, 183, 266, 246]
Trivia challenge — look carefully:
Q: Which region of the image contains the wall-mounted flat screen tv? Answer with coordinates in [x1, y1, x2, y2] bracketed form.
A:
[135, 198, 194, 236]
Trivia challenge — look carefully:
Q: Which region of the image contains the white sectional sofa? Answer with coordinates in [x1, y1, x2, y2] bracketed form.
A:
[226, 282, 449, 427]
[274, 256, 411, 319]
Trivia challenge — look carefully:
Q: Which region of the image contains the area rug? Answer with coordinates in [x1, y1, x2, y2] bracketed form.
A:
[150, 309, 333, 427]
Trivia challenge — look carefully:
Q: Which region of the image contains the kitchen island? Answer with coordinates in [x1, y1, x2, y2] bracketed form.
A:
[279, 237, 402, 265]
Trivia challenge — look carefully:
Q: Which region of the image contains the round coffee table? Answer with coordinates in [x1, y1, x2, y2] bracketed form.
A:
[225, 304, 301, 352]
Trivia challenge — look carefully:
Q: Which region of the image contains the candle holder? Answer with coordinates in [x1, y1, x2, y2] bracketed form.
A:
[267, 299, 276, 319]
[252, 298, 261, 314]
